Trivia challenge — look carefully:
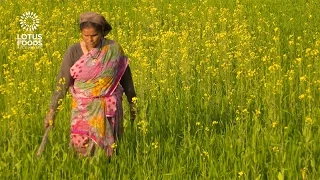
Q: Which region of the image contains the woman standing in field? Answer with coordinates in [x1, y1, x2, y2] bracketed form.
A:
[44, 12, 137, 157]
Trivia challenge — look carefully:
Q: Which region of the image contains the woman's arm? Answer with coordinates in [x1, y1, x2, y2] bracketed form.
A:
[50, 47, 74, 111]
[120, 65, 137, 121]
[44, 46, 75, 128]
[120, 65, 136, 104]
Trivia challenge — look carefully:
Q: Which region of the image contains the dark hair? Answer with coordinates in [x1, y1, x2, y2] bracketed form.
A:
[80, 21, 112, 36]
[80, 22, 103, 33]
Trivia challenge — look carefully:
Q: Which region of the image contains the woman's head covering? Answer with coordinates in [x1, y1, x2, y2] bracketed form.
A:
[79, 12, 112, 36]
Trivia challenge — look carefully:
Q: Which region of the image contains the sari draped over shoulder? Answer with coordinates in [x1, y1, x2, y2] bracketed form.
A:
[69, 39, 128, 156]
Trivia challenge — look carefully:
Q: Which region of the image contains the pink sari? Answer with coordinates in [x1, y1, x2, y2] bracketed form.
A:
[69, 39, 128, 156]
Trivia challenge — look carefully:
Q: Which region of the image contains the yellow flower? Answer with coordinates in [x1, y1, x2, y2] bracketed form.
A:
[272, 146, 279, 152]
[111, 143, 117, 149]
[58, 77, 66, 85]
[299, 94, 305, 100]
[212, 121, 218, 125]
[272, 122, 277, 128]
[152, 142, 159, 149]
[201, 151, 209, 160]
[238, 171, 244, 177]
[296, 57, 302, 63]
[305, 116, 313, 124]
[300, 76, 307, 82]
[255, 109, 261, 116]
[301, 167, 308, 180]
[132, 97, 138, 105]
[137, 120, 148, 135]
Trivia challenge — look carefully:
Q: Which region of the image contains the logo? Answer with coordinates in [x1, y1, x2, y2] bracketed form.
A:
[17, 11, 42, 49]
[19, 11, 40, 31]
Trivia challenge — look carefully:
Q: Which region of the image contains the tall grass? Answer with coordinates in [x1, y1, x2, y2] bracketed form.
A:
[0, 0, 320, 179]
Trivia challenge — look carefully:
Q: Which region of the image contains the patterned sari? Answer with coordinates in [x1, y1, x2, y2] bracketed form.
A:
[69, 39, 128, 156]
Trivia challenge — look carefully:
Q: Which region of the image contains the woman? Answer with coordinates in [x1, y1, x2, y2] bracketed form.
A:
[44, 12, 137, 157]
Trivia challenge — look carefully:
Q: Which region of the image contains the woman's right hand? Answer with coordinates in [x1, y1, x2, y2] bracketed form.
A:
[44, 109, 56, 129]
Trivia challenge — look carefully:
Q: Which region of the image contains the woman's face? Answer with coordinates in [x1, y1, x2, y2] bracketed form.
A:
[81, 27, 102, 49]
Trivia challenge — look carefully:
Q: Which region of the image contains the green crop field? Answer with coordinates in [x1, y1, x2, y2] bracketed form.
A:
[1, 0, 320, 179]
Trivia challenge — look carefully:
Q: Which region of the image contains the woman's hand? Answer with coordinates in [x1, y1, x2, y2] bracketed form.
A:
[129, 103, 137, 121]
[44, 109, 56, 129]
